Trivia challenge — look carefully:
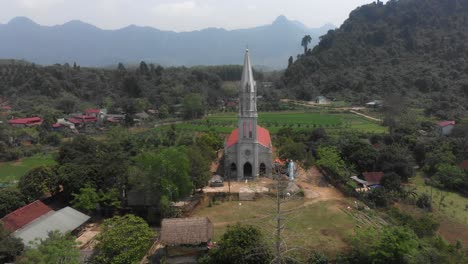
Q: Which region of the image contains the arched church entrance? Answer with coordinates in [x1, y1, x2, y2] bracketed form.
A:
[259, 163, 266, 176]
[243, 162, 253, 178]
[230, 163, 237, 179]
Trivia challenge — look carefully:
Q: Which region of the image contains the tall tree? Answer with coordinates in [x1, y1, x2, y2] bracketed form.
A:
[0, 188, 26, 218]
[301, 35, 312, 54]
[18, 166, 59, 202]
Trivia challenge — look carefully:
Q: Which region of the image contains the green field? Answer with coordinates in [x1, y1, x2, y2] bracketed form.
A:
[411, 173, 468, 225]
[167, 111, 387, 134]
[193, 198, 366, 255]
[0, 153, 56, 184]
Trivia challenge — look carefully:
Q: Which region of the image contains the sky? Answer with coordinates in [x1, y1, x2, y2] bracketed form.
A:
[0, 0, 387, 32]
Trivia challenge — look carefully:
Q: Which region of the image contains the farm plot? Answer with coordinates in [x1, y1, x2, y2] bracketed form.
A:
[0, 153, 56, 184]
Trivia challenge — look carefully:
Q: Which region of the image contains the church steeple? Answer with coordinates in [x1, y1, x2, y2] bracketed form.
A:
[239, 49, 257, 118]
[238, 49, 258, 142]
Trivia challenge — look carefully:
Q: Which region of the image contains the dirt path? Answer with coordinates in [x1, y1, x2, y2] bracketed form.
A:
[349, 110, 382, 122]
[295, 166, 345, 203]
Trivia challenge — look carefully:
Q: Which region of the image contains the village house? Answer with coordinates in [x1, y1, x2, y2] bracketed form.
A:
[315, 95, 330, 105]
[351, 171, 385, 190]
[365, 100, 383, 108]
[159, 217, 214, 264]
[436, 120, 456, 136]
[0, 200, 90, 247]
[7, 117, 43, 128]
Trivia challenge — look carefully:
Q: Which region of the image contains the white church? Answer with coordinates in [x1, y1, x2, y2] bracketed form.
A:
[225, 49, 273, 180]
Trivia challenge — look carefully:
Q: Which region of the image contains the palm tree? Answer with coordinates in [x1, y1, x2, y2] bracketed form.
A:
[301, 35, 312, 54]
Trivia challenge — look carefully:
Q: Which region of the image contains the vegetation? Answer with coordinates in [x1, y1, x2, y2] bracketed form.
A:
[19, 231, 80, 264]
[0, 153, 56, 184]
[0, 223, 24, 263]
[282, 0, 468, 120]
[200, 224, 271, 264]
[92, 215, 154, 264]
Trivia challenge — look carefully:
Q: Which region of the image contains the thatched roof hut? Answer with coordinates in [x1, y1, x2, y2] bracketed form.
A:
[160, 217, 213, 246]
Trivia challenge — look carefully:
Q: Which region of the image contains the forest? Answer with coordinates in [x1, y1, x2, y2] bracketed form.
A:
[282, 0, 468, 120]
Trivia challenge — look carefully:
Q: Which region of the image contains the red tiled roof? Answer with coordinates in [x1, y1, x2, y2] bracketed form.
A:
[226, 125, 272, 149]
[1, 200, 52, 232]
[460, 160, 468, 170]
[52, 123, 62, 128]
[8, 117, 43, 125]
[437, 121, 456, 127]
[1, 105, 12, 110]
[67, 118, 82, 124]
[72, 115, 97, 122]
[85, 109, 100, 114]
[363, 171, 385, 185]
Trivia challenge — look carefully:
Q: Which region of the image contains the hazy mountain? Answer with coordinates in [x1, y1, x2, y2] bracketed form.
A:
[0, 16, 334, 69]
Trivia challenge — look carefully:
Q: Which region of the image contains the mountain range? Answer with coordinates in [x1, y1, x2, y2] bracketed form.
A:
[0, 16, 334, 69]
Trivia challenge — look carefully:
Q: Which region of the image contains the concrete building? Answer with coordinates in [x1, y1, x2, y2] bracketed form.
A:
[225, 50, 273, 180]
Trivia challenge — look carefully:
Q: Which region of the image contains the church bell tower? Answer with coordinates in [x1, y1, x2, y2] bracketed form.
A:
[236, 49, 259, 179]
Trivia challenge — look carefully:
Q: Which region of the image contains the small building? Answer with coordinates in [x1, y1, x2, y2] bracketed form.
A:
[84, 109, 100, 117]
[160, 217, 214, 263]
[436, 121, 456, 136]
[8, 117, 43, 127]
[362, 171, 384, 186]
[365, 100, 383, 108]
[315, 96, 330, 105]
[1, 201, 90, 247]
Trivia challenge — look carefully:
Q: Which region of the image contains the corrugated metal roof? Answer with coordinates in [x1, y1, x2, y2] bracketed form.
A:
[13, 207, 90, 247]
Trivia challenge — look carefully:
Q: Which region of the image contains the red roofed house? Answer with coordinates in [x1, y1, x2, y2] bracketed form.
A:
[85, 109, 100, 116]
[224, 50, 273, 180]
[460, 160, 468, 170]
[362, 171, 385, 186]
[1, 200, 52, 232]
[437, 120, 456, 136]
[8, 117, 43, 127]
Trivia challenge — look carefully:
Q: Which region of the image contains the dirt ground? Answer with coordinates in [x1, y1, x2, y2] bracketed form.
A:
[203, 165, 346, 207]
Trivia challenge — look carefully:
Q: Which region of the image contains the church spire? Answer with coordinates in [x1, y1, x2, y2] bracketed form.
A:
[241, 49, 255, 93]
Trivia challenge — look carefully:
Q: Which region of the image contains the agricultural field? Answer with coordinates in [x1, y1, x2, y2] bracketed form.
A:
[164, 111, 387, 135]
[0, 153, 56, 184]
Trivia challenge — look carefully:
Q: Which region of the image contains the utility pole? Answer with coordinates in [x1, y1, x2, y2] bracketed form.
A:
[275, 177, 282, 264]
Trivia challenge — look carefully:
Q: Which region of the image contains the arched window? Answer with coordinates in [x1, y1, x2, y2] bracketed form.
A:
[259, 163, 266, 176]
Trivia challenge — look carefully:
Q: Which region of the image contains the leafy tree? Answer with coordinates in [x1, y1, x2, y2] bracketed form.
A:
[20, 231, 79, 264]
[0, 223, 24, 263]
[432, 163, 466, 190]
[376, 144, 414, 181]
[0, 188, 26, 218]
[93, 215, 154, 264]
[301, 35, 312, 54]
[123, 76, 141, 98]
[201, 224, 271, 264]
[349, 226, 419, 264]
[183, 93, 205, 119]
[380, 172, 402, 193]
[278, 139, 307, 161]
[71, 184, 100, 214]
[288, 56, 294, 68]
[18, 166, 59, 202]
[315, 146, 347, 183]
[416, 193, 432, 211]
[187, 145, 211, 189]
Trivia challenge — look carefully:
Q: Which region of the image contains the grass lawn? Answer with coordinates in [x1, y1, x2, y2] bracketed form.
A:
[0, 153, 56, 184]
[193, 198, 362, 255]
[409, 173, 468, 244]
[168, 111, 387, 135]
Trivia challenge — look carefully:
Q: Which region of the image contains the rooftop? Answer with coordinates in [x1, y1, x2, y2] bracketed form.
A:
[437, 120, 456, 127]
[226, 125, 272, 149]
[160, 217, 213, 246]
[1, 200, 52, 232]
[13, 207, 90, 247]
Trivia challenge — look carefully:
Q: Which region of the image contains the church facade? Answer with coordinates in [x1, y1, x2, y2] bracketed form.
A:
[225, 50, 273, 180]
